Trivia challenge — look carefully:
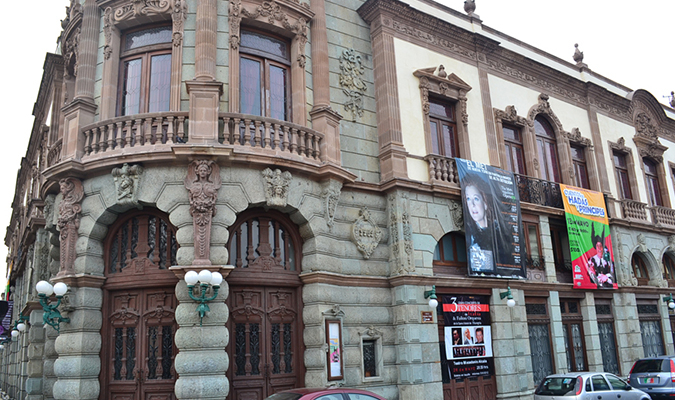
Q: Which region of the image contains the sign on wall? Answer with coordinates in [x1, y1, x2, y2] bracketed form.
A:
[442, 295, 494, 379]
[560, 185, 617, 289]
[325, 319, 343, 380]
[456, 159, 526, 278]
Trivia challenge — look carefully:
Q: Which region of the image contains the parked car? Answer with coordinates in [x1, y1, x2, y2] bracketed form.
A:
[629, 356, 675, 400]
[264, 388, 387, 400]
[534, 372, 650, 400]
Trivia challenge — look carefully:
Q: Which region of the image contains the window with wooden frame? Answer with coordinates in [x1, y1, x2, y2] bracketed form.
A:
[523, 219, 543, 269]
[503, 124, 527, 176]
[433, 232, 467, 276]
[644, 158, 663, 206]
[663, 253, 675, 287]
[613, 151, 633, 200]
[239, 30, 291, 121]
[631, 253, 650, 286]
[414, 66, 472, 160]
[560, 299, 587, 372]
[571, 144, 590, 189]
[534, 116, 561, 183]
[550, 220, 573, 284]
[637, 299, 665, 357]
[526, 297, 554, 386]
[595, 299, 620, 375]
[118, 25, 173, 116]
[428, 97, 459, 157]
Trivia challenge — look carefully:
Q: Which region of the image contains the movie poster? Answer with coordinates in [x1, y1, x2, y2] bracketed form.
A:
[560, 185, 617, 289]
[456, 159, 526, 278]
[442, 295, 494, 379]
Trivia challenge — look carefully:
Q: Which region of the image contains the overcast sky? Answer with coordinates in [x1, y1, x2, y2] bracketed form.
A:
[0, 0, 672, 291]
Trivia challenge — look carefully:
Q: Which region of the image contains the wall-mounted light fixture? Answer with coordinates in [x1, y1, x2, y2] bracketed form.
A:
[664, 293, 675, 309]
[35, 281, 70, 332]
[10, 314, 29, 338]
[500, 287, 516, 308]
[424, 285, 438, 309]
[185, 270, 223, 326]
[0, 337, 10, 350]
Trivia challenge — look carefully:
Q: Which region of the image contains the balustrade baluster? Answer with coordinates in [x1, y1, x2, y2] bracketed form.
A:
[243, 119, 252, 146]
[253, 120, 262, 147]
[233, 118, 242, 145]
[107, 123, 115, 150]
[133, 118, 142, 146]
[273, 123, 281, 150]
[84, 129, 93, 156]
[166, 116, 174, 144]
[298, 129, 306, 156]
[441, 158, 448, 181]
[144, 117, 152, 144]
[222, 116, 231, 144]
[177, 116, 186, 143]
[263, 122, 271, 148]
[92, 127, 101, 153]
[155, 116, 164, 144]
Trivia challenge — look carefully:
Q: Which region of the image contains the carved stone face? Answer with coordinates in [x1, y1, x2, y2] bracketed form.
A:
[197, 163, 211, 180]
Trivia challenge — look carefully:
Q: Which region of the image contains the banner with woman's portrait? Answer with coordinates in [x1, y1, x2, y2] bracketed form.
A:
[559, 185, 617, 289]
[456, 159, 526, 278]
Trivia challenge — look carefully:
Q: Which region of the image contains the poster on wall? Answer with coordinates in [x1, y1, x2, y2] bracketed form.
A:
[326, 320, 343, 380]
[0, 301, 11, 336]
[456, 159, 526, 278]
[442, 295, 494, 379]
[560, 185, 618, 289]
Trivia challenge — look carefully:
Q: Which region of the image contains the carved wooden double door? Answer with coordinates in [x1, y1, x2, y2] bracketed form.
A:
[101, 288, 178, 400]
[226, 286, 303, 400]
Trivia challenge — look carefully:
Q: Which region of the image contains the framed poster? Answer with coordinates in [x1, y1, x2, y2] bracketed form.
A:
[326, 319, 343, 380]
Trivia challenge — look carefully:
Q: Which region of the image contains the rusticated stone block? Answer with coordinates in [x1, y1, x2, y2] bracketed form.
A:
[54, 332, 101, 355]
[54, 355, 101, 378]
[52, 378, 100, 400]
[175, 325, 229, 349]
[174, 374, 229, 399]
[174, 350, 228, 374]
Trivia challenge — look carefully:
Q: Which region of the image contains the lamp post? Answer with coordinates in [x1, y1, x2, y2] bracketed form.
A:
[35, 280, 70, 332]
[185, 270, 223, 326]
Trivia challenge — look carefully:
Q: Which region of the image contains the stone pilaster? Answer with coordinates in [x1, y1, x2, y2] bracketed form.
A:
[51, 286, 103, 400]
[194, 0, 217, 81]
[491, 288, 534, 400]
[580, 293, 603, 372]
[173, 267, 231, 399]
[74, 0, 99, 102]
[548, 291, 568, 374]
[388, 192, 414, 276]
[26, 310, 45, 400]
[613, 292, 642, 376]
[539, 215, 557, 282]
[43, 326, 59, 400]
[393, 285, 442, 400]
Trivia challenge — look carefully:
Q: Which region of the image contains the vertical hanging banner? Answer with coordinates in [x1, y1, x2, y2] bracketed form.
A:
[456, 159, 526, 278]
[442, 295, 494, 379]
[560, 185, 617, 289]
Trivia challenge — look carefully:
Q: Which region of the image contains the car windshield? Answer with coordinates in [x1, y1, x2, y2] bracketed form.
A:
[632, 359, 668, 373]
[535, 377, 578, 396]
[264, 393, 303, 400]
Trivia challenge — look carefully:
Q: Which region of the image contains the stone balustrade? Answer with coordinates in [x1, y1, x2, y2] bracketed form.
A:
[621, 199, 649, 221]
[652, 205, 675, 227]
[424, 154, 459, 184]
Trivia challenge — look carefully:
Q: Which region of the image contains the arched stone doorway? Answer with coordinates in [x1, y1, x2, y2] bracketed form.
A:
[99, 209, 180, 400]
[225, 208, 305, 400]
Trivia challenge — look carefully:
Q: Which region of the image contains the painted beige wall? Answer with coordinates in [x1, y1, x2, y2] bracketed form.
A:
[547, 97, 592, 136]
[660, 137, 675, 202]
[393, 38, 486, 182]
[488, 74, 541, 119]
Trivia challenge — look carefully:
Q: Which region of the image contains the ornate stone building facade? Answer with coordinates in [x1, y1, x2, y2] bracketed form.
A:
[2, 0, 675, 399]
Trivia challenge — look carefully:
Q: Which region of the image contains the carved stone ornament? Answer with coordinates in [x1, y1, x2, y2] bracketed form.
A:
[527, 94, 564, 133]
[229, 0, 311, 67]
[44, 195, 56, 230]
[57, 178, 84, 277]
[185, 160, 221, 265]
[566, 128, 592, 147]
[262, 168, 293, 207]
[414, 66, 471, 124]
[494, 105, 528, 126]
[63, 27, 80, 78]
[114, 0, 172, 22]
[339, 48, 368, 120]
[322, 180, 342, 229]
[448, 200, 464, 230]
[112, 163, 143, 207]
[573, 43, 587, 68]
[464, 0, 476, 16]
[351, 207, 382, 259]
[388, 193, 414, 275]
[609, 137, 630, 154]
[637, 233, 648, 253]
[635, 112, 658, 140]
[668, 235, 675, 250]
[359, 325, 383, 338]
[172, 0, 189, 47]
[322, 304, 345, 318]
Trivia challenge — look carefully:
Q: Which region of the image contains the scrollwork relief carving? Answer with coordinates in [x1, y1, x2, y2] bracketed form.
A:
[352, 207, 382, 259]
[322, 180, 342, 229]
[185, 160, 221, 265]
[57, 178, 84, 277]
[112, 163, 143, 207]
[322, 304, 345, 318]
[172, 0, 188, 46]
[63, 28, 80, 78]
[448, 200, 463, 230]
[566, 128, 592, 147]
[339, 48, 368, 120]
[262, 168, 292, 207]
[114, 0, 172, 22]
[388, 193, 414, 275]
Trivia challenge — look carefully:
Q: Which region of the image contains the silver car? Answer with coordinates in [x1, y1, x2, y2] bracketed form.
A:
[534, 372, 651, 400]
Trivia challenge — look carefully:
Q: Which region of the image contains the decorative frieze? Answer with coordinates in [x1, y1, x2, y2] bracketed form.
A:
[262, 168, 293, 207]
[112, 163, 143, 207]
[339, 48, 368, 120]
[57, 178, 84, 277]
[185, 160, 221, 265]
[388, 192, 414, 275]
[352, 207, 382, 259]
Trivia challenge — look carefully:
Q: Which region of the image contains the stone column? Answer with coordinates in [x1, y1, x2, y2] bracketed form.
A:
[172, 267, 232, 399]
[25, 310, 45, 400]
[491, 287, 534, 399]
[186, 0, 223, 144]
[613, 292, 642, 375]
[51, 285, 103, 400]
[184, 160, 221, 265]
[392, 285, 442, 400]
[548, 291, 568, 374]
[539, 215, 558, 282]
[43, 326, 59, 400]
[580, 293, 603, 372]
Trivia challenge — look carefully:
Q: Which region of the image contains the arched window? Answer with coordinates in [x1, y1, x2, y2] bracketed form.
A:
[239, 30, 291, 121]
[118, 25, 173, 116]
[534, 116, 561, 183]
[433, 232, 467, 276]
[632, 253, 650, 286]
[663, 253, 675, 286]
[105, 209, 178, 275]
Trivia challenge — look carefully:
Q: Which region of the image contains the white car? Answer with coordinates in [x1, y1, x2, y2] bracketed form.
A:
[534, 372, 651, 400]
